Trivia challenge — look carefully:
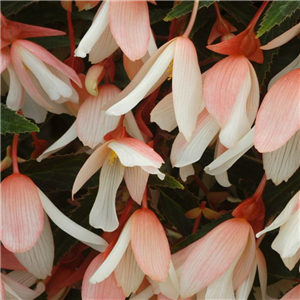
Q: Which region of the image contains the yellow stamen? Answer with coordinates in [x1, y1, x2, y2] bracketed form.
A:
[109, 150, 118, 166]
[167, 59, 173, 80]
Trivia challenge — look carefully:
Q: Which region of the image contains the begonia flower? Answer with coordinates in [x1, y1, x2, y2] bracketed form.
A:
[256, 191, 300, 272]
[72, 127, 164, 231]
[75, 0, 153, 62]
[88, 208, 171, 292]
[105, 36, 203, 141]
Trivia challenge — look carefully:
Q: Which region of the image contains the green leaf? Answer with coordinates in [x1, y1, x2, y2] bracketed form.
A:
[150, 8, 171, 25]
[149, 174, 184, 189]
[1, 104, 39, 135]
[219, 1, 257, 27]
[257, 1, 300, 38]
[28, 36, 80, 49]
[1, 153, 99, 192]
[164, 1, 214, 21]
[1, 1, 36, 16]
[159, 189, 195, 236]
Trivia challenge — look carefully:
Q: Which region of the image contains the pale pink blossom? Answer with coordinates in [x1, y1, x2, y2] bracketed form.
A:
[179, 218, 256, 298]
[0, 173, 108, 256]
[72, 132, 164, 231]
[106, 36, 203, 141]
[75, 0, 153, 62]
[256, 191, 300, 272]
[88, 208, 171, 296]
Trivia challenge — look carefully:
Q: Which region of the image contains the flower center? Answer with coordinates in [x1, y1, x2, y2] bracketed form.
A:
[109, 150, 118, 166]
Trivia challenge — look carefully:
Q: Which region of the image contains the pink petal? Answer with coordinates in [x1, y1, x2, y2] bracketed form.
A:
[131, 208, 171, 282]
[82, 253, 125, 300]
[1, 46, 10, 72]
[204, 55, 250, 128]
[0, 174, 44, 252]
[261, 23, 300, 50]
[124, 167, 149, 204]
[1, 246, 26, 271]
[89, 156, 125, 231]
[109, 137, 164, 168]
[123, 54, 144, 81]
[254, 69, 300, 152]
[173, 36, 203, 141]
[109, 1, 150, 61]
[180, 218, 252, 298]
[72, 142, 111, 196]
[14, 40, 81, 87]
[76, 84, 121, 148]
[280, 284, 300, 300]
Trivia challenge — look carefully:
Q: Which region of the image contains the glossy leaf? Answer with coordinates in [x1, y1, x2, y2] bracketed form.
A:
[257, 1, 300, 38]
[1, 104, 39, 135]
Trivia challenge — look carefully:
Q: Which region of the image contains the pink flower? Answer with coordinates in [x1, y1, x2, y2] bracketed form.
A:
[72, 129, 165, 231]
[254, 68, 300, 185]
[0, 173, 108, 257]
[179, 218, 256, 298]
[75, 0, 152, 62]
[86, 208, 171, 296]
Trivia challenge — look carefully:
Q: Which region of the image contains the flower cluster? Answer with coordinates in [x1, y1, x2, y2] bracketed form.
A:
[1, 1, 299, 300]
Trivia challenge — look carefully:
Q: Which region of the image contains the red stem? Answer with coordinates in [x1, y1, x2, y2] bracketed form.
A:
[253, 173, 267, 199]
[214, 2, 222, 20]
[192, 212, 202, 233]
[247, 1, 269, 31]
[67, 10, 75, 69]
[12, 134, 20, 174]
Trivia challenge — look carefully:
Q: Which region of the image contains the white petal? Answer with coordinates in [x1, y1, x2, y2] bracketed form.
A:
[14, 214, 54, 279]
[89, 157, 125, 231]
[89, 25, 119, 64]
[179, 164, 194, 182]
[281, 248, 300, 271]
[124, 111, 145, 142]
[105, 40, 176, 116]
[205, 127, 255, 175]
[5, 64, 24, 110]
[140, 166, 165, 179]
[22, 93, 48, 124]
[256, 191, 300, 238]
[75, 0, 110, 58]
[37, 122, 77, 162]
[114, 245, 145, 296]
[262, 130, 300, 185]
[215, 172, 231, 188]
[272, 210, 300, 260]
[6, 271, 36, 288]
[150, 93, 177, 132]
[38, 188, 108, 252]
[130, 286, 155, 300]
[89, 217, 132, 284]
[18, 46, 73, 101]
[171, 109, 220, 167]
[124, 167, 149, 204]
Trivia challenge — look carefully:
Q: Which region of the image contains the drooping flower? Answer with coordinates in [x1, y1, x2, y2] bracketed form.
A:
[88, 208, 171, 295]
[0, 173, 108, 254]
[256, 191, 300, 272]
[179, 218, 256, 298]
[75, 0, 153, 62]
[105, 36, 203, 141]
[72, 125, 165, 231]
